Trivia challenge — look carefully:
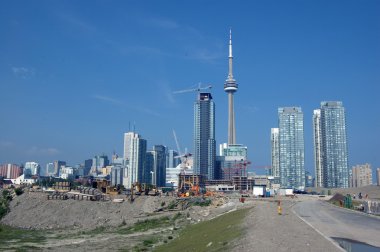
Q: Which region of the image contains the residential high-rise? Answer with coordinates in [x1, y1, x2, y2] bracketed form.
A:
[377, 168, 380, 186]
[278, 107, 305, 190]
[194, 92, 216, 180]
[123, 132, 147, 188]
[270, 128, 280, 178]
[0, 164, 22, 179]
[313, 109, 323, 187]
[224, 29, 238, 145]
[313, 101, 349, 188]
[351, 163, 372, 188]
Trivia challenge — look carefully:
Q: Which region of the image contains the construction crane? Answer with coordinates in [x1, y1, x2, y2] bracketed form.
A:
[223, 160, 251, 179]
[172, 83, 212, 94]
[172, 130, 192, 170]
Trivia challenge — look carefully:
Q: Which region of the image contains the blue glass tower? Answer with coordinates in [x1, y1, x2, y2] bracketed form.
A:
[319, 101, 349, 188]
[194, 92, 216, 180]
[278, 107, 305, 190]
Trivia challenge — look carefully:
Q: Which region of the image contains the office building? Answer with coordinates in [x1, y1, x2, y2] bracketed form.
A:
[123, 132, 147, 188]
[151, 145, 167, 187]
[24, 162, 40, 177]
[60, 166, 75, 180]
[377, 168, 380, 186]
[270, 128, 280, 178]
[352, 163, 372, 188]
[46, 163, 55, 176]
[278, 107, 305, 190]
[194, 92, 216, 180]
[91, 155, 109, 175]
[54, 160, 66, 177]
[166, 149, 180, 169]
[313, 101, 349, 188]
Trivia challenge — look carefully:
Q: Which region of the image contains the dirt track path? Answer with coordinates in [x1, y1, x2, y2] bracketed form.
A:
[230, 199, 341, 252]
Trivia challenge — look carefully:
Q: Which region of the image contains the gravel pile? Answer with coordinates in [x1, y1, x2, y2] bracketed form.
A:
[0, 190, 176, 230]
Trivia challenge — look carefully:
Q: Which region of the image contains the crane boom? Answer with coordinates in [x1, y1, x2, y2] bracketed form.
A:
[173, 84, 212, 94]
[172, 129, 182, 158]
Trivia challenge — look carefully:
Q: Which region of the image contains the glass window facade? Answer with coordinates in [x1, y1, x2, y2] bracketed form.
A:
[278, 107, 305, 190]
[194, 93, 216, 180]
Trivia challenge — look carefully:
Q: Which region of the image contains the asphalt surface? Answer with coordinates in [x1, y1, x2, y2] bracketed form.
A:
[293, 197, 380, 248]
[230, 199, 341, 252]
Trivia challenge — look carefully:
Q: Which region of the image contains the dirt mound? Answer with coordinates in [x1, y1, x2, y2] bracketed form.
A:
[329, 193, 345, 202]
[0, 190, 176, 230]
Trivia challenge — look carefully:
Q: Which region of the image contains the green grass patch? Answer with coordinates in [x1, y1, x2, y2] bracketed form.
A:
[154, 207, 250, 252]
[0, 224, 47, 248]
[117, 216, 172, 234]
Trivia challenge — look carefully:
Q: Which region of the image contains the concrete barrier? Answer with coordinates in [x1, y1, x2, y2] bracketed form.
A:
[363, 200, 380, 215]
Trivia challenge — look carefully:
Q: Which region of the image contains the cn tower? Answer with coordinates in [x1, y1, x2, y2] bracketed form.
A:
[224, 29, 238, 145]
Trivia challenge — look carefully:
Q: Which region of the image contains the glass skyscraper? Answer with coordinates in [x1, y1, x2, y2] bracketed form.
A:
[194, 92, 216, 180]
[123, 132, 147, 188]
[314, 101, 349, 188]
[313, 109, 323, 187]
[278, 107, 305, 190]
[270, 128, 280, 178]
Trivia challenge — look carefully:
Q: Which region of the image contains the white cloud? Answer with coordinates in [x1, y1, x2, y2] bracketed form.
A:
[92, 94, 123, 105]
[27, 146, 60, 156]
[12, 67, 35, 78]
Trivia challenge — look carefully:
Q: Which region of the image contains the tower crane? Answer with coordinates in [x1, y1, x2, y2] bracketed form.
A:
[172, 83, 212, 94]
[172, 130, 191, 170]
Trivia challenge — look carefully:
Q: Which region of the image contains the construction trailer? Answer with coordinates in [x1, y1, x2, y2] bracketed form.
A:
[252, 186, 266, 197]
[206, 184, 235, 192]
[277, 188, 294, 196]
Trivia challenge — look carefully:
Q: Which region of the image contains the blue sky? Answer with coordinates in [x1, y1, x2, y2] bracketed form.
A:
[1, 0, 379, 176]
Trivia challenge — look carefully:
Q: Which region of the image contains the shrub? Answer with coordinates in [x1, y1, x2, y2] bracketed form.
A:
[14, 188, 23, 196]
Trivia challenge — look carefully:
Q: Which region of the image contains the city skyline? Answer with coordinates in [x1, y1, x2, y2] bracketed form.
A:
[1, 1, 379, 178]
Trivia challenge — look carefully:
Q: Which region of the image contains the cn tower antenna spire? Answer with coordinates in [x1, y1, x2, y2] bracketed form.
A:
[224, 29, 238, 145]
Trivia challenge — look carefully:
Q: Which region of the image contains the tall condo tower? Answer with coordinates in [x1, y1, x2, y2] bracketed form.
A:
[278, 107, 305, 190]
[224, 29, 238, 145]
[123, 132, 147, 188]
[194, 92, 216, 180]
[313, 101, 349, 188]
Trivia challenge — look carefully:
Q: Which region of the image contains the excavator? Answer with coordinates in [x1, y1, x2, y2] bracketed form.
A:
[178, 181, 200, 197]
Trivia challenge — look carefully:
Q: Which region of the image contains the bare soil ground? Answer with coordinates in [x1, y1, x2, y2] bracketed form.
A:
[0, 189, 234, 251]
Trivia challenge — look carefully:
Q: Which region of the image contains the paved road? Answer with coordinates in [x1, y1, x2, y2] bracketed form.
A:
[230, 200, 341, 252]
[293, 198, 380, 248]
